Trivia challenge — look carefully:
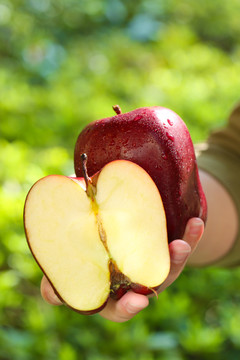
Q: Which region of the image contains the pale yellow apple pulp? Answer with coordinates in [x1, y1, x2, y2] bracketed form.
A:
[24, 160, 170, 312]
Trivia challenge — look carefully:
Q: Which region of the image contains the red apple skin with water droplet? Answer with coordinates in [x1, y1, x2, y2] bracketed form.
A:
[74, 106, 207, 242]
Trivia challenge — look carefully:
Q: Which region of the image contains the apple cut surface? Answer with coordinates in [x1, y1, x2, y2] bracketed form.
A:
[96, 160, 170, 288]
[24, 160, 170, 314]
[24, 176, 110, 313]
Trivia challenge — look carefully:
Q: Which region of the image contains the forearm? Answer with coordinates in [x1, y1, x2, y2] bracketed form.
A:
[188, 169, 239, 266]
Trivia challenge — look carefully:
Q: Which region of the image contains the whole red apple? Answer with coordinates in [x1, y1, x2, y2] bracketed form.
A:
[74, 106, 207, 242]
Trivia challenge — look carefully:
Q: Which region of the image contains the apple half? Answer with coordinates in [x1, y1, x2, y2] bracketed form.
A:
[24, 158, 170, 314]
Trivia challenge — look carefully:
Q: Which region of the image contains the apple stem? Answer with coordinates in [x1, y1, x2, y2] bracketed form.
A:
[80, 153, 95, 199]
[112, 105, 122, 115]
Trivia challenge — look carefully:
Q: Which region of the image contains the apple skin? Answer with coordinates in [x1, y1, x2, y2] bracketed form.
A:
[111, 284, 158, 300]
[74, 106, 207, 242]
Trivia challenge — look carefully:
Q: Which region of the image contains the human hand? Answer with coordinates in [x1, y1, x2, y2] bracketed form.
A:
[41, 217, 204, 322]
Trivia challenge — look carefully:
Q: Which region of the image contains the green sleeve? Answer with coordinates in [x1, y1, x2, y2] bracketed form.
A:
[196, 104, 240, 267]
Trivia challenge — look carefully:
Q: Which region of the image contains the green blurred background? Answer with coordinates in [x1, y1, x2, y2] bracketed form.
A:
[1, 0, 240, 359]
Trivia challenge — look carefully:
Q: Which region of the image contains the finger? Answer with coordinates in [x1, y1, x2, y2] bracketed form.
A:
[99, 291, 149, 322]
[159, 217, 204, 292]
[40, 276, 63, 306]
[156, 239, 191, 293]
[183, 217, 204, 252]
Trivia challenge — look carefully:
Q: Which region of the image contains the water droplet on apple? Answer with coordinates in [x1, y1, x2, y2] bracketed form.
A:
[167, 119, 173, 126]
[161, 153, 167, 160]
[166, 132, 174, 142]
[134, 115, 142, 121]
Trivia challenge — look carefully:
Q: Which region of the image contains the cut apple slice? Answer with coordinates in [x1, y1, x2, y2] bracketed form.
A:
[24, 159, 170, 314]
[96, 161, 170, 288]
[24, 176, 110, 313]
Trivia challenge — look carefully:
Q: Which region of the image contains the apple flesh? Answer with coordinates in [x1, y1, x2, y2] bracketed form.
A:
[24, 159, 170, 314]
[74, 106, 207, 242]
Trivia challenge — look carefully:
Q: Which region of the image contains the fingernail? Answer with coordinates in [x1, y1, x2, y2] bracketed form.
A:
[172, 249, 191, 264]
[189, 218, 203, 236]
[48, 291, 63, 306]
[126, 302, 147, 314]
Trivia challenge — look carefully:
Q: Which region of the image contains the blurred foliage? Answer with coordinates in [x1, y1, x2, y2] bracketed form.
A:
[0, 0, 240, 359]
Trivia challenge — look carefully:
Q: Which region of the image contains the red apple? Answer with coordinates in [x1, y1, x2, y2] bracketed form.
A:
[74, 106, 207, 242]
[24, 158, 170, 314]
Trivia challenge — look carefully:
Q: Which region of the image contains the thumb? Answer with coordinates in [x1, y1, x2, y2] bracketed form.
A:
[41, 276, 63, 306]
[100, 291, 149, 322]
